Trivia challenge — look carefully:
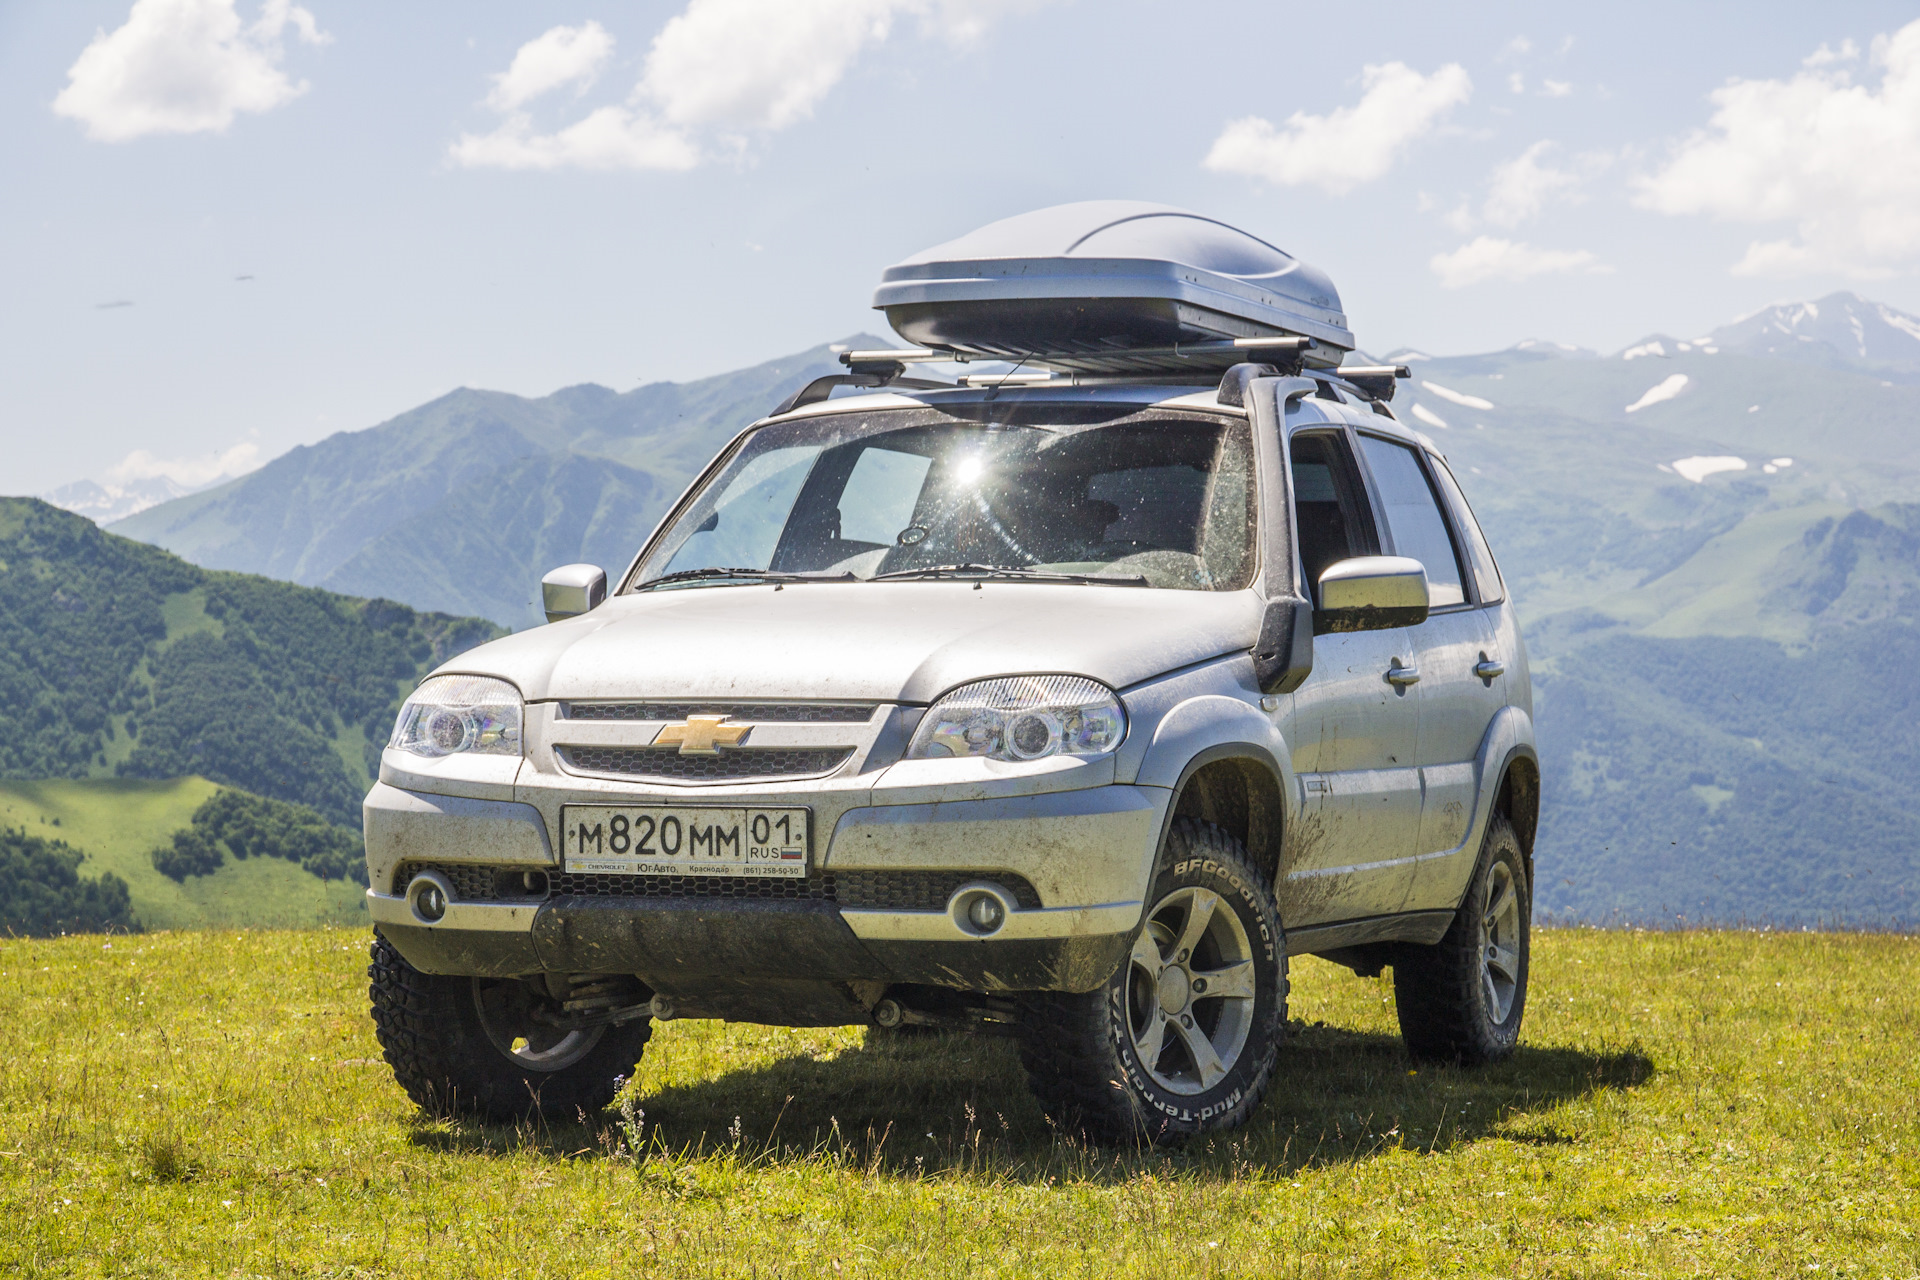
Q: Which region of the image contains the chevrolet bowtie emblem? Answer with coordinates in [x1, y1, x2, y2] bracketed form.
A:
[654, 714, 751, 755]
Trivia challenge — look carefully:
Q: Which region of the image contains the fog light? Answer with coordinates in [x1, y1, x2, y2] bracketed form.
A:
[407, 872, 453, 924]
[968, 895, 1005, 932]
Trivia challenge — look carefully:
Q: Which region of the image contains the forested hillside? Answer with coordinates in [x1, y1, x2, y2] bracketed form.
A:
[0, 498, 499, 827]
[1396, 332, 1920, 927]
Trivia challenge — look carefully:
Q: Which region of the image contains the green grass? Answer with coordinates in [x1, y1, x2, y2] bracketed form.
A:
[4, 927, 1915, 1277]
[0, 779, 365, 931]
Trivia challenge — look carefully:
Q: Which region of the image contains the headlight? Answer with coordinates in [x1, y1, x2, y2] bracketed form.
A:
[390, 675, 524, 758]
[908, 676, 1126, 763]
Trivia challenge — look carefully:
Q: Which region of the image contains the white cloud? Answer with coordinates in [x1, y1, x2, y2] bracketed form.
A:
[1508, 72, 1525, 94]
[454, 1, 1034, 172]
[1804, 39, 1860, 68]
[1635, 19, 1920, 277]
[1482, 142, 1583, 228]
[1430, 236, 1606, 288]
[1541, 79, 1572, 98]
[1203, 61, 1472, 196]
[645, 0, 906, 133]
[1627, 374, 1690, 413]
[53, 0, 327, 143]
[106, 439, 261, 487]
[487, 22, 612, 112]
[449, 106, 699, 172]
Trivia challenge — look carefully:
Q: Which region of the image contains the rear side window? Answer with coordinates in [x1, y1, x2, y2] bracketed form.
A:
[1355, 434, 1467, 608]
[1428, 458, 1505, 605]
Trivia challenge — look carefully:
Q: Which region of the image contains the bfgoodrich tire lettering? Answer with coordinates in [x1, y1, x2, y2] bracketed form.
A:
[367, 933, 651, 1121]
[1017, 818, 1286, 1145]
[1393, 815, 1530, 1064]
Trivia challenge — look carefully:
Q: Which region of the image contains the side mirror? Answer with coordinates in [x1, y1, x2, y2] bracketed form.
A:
[1316, 556, 1429, 634]
[541, 563, 607, 623]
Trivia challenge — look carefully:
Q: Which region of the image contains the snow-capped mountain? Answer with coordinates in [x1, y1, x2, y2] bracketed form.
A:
[41, 475, 209, 524]
[1707, 291, 1920, 379]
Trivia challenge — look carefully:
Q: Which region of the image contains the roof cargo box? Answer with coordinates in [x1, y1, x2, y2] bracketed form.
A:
[873, 201, 1353, 375]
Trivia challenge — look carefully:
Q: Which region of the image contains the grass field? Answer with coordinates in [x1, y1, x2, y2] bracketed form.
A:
[0, 779, 365, 931]
[4, 927, 1916, 1278]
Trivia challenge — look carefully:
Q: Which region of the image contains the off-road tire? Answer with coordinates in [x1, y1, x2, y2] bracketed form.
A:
[1016, 818, 1287, 1145]
[367, 933, 652, 1121]
[1393, 815, 1530, 1064]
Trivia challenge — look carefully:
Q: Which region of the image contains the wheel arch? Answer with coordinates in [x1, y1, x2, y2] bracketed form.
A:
[1492, 745, 1540, 883]
[1156, 745, 1291, 904]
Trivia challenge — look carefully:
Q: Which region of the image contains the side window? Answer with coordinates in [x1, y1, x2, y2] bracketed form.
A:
[1288, 432, 1379, 606]
[1355, 434, 1468, 608]
[1428, 458, 1505, 605]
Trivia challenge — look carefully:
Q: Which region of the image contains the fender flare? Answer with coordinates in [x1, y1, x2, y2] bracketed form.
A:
[1437, 706, 1540, 913]
[1134, 694, 1297, 900]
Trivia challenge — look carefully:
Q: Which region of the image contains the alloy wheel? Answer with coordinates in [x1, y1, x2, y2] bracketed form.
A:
[1124, 887, 1259, 1095]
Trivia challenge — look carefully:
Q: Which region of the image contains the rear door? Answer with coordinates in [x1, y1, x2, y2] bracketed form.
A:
[1277, 428, 1424, 926]
[1352, 433, 1506, 911]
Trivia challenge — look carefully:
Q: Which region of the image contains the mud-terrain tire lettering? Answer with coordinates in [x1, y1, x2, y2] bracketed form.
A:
[1016, 817, 1288, 1146]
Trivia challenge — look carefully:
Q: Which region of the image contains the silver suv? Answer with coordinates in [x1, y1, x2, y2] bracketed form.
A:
[362, 362, 1538, 1144]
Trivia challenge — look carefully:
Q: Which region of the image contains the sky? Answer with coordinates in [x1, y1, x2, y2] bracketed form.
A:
[5, 0, 1920, 497]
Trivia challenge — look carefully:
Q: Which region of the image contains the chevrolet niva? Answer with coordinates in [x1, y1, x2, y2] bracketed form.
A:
[364, 202, 1537, 1143]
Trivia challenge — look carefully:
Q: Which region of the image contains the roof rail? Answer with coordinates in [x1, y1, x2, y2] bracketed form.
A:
[771, 363, 952, 416]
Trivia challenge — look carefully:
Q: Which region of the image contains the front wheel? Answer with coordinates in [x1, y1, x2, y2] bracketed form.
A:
[1017, 819, 1287, 1145]
[1393, 815, 1530, 1064]
[367, 934, 652, 1121]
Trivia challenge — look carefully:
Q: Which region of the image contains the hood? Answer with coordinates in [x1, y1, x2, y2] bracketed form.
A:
[439, 581, 1264, 704]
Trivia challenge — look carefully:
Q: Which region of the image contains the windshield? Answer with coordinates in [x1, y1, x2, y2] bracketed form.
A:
[631, 407, 1257, 591]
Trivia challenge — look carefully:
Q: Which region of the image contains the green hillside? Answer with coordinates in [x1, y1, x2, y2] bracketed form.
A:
[0, 778, 363, 931]
[6, 927, 1916, 1276]
[0, 498, 501, 829]
[1406, 340, 1920, 927]
[110, 339, 880, 628]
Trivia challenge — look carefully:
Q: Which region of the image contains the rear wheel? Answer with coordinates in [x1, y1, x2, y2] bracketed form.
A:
[1017, 819, 1286, 1144]
[1393, 815, 1530, 1064]
[367, 933, 652, 1121]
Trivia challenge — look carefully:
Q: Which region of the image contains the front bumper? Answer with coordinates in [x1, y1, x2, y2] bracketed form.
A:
[365, 780, 1162, 1002]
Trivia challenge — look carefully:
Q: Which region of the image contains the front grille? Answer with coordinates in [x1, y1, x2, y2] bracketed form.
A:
[836, 870, 1043, 911]
[548, 869, 1041, 909]
[564, 702, 877, 723]
[557, 745, 854, 782]
[392, 862, 547, 901]
[395, 863, 1043, 911]
[550, 872, 836, 901]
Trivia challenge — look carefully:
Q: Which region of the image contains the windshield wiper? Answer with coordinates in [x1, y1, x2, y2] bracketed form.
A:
[634, 567, 856, 591]
[870, 563, 1149, 586]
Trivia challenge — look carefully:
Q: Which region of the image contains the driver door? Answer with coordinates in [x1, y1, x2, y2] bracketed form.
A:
[1275, 428, 1424, 927]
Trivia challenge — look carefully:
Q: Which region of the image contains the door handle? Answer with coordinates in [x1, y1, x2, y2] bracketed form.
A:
[1387, 663, 1421, 686]
[1475, 658, 1506, 679]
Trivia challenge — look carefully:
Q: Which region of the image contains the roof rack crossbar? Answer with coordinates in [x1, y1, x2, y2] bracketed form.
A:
[1328, 364, 1411, 403]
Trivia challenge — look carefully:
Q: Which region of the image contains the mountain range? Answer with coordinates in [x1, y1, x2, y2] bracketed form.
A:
[33, 290, 1920, 927]
[107, 342, 862, 628]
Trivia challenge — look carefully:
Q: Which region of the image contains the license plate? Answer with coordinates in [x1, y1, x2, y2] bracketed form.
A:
[561, 806, 810, 878]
